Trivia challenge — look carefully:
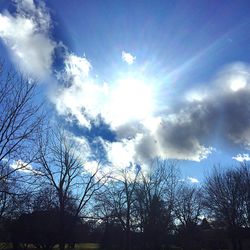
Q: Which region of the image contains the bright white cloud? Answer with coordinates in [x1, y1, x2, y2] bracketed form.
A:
[215, 62, 250, 93]
[53, 51, 215, 163]
[108, 77, 154, 127]
[104, 138, 137, 168]
[2, 1, 250, 168]
[54, 53, 109, 128]
[54, 54, 250, 166]
[84, 142, 141, 181]
[64, 54, 91, 79]
[10, 159, 33, 173]
[53, 53, 155, 128]
[230, 76, 247, 92]
[65, 132, 92, 164]
[0, 2, 213, 164]
[84, 161, 100, 174]
[233, 153, 250, 162]
[0, 0, 56, 78]
[122, 51, 136, 65]
[106, 62, 250, 164]
[187, 177, 199, 183]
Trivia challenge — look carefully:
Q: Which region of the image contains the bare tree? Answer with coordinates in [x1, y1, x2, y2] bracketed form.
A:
[0, 62, 43, 181]
[174, 185, 203, 228]
[174, 185, 204, 250]
[95, 166, 139, 250]
[0, 170, 34, 221]
[237, 163, 250, 228]
[134, 159, 179, 234]
[0, 62, 44, 220]
[0, 173, 14, 218]
[203, 166, 246, 250]
[95, 160, 180, 250]
[32, 186, 58, 212]
[36, 128, 106, 250]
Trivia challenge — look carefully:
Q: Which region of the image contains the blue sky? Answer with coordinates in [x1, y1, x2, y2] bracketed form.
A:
[1, 0, 250, 183]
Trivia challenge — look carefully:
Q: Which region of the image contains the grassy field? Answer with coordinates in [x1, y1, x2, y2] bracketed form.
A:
[69, 243, 100, 249]
[0, 243, 100, 250]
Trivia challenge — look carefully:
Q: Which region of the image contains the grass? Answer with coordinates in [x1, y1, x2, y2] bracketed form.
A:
[0, 243, 100, 250]
[73, 243, 100, 249]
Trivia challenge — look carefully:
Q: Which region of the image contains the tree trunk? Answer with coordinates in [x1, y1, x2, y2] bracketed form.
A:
[125, 229, 131, 250]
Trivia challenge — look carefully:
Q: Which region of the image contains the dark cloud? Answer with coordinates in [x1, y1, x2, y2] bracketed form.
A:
[115, 121, 146, 140]
[134, 63, 250, 162]
[216, 89, 250, 146]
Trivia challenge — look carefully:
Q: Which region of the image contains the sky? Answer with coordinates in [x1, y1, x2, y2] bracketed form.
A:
[1, 0, 250, 183]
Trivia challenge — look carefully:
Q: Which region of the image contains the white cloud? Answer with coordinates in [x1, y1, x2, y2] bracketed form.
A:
[0, 0, 56, 78]
[143, 62, 250, 162]
[2, 1, 250, 169]
[215, 62, 250, 93]
[122, 51, 136, 65]
[187, 177, 199, 183]
[233, 153, 250, 162]
[64, 54, 91, 79]
[104, 62, 250, 164]
[53, 52, 215, 163]
[230, 76, 247, 92]
[10, 159, 33, 173]
[186, 90, 206, 102]
[18, 0, 36, 11]
[104, 138, 137, 168]
[84, 161, 100, 174]
[54, 54, 250, 165]
[84, 160, 114, 182]
[4, 1, 211, 164]
[53, 53, 109, 128]
[53, 53, 155, 128]
[65, 132, 92, 163]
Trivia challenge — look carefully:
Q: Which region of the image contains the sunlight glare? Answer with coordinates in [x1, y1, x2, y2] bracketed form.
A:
[230, 76, 247, 92]
[107, 77, 155, 127]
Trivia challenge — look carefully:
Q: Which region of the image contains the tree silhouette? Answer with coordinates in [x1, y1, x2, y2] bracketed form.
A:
[174, 185, 203, 250]
[144, 194, 173, 250]
[175, 185, 203, 228]
[36, 128, 107, 250]
[95, 166, 139, 250]
[203, 166, 250, 250]
[0, 62, 44, 221]
[134, 160, 179, 243]
[0, 62, 43, 181]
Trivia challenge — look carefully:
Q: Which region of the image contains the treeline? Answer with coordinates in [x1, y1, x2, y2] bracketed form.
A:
[1, 63, 250, 250]
[2, 156, 250, 250]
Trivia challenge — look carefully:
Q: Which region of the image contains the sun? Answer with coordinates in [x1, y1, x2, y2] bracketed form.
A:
[105, 76, 155, 128]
